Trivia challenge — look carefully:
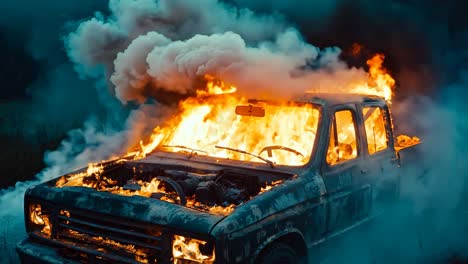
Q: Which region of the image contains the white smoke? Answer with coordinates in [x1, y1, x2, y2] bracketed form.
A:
[0, 119, 129, 260]
[67, 0, 370, 104]
[112, 31, 171, 102]
[67, 0, 286, 77]
[1, 0, 466, 263]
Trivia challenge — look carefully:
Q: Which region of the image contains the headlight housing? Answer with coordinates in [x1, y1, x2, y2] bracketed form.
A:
[27, 202, 52, 238]
[172, 235, 215, 264]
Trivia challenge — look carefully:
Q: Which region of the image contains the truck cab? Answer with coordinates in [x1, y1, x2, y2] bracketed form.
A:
[17, 93, 413, 264]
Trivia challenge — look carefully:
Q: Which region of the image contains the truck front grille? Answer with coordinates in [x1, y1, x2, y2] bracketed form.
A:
[50, 208, 172, 264]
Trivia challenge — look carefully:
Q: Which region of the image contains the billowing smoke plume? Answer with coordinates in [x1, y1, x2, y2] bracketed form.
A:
[1, 0, 467, 262]
[66, 0, 373, 104]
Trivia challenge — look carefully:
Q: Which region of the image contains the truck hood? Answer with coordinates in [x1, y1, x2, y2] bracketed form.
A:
[27, 183, 224, 235]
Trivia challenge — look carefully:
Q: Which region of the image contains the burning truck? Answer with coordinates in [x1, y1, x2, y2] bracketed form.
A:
[16, 56, 420, 263]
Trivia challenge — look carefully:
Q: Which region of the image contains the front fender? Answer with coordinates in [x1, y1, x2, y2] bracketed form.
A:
[211, 171, 328, 263]
[211, 171, 325, 235]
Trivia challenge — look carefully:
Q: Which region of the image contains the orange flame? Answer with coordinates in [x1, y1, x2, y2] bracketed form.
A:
[259, 180, 284, 194]
[351, 54, 395, 101]
[55, 53, 419, 219]
[134, 75, 238, 160]
[29, 204, 51, 237]
[133, 55, 418, 165]
[173, 235, 215, 263]
[197, 74, 237, 96]
[134, 95, 320, 165]
[395, 134, 421, 151]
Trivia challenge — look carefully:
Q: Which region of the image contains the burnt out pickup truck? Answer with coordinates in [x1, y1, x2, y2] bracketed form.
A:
[17, 93, 419, 264]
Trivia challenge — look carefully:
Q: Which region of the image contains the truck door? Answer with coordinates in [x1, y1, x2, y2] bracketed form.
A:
[321, 107, 372, 234]
[360, 103, 400, 212]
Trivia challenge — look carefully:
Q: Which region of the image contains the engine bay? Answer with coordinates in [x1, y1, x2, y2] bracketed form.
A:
[54, 159, 290, 215]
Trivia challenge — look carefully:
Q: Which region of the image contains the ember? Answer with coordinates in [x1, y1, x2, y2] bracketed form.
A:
[29, 204, 51, 237]
[56, 160, 290, 216]
[173, 235, 215, 263]
[395, 135, 421, 150]
[259, 180, 284, 193]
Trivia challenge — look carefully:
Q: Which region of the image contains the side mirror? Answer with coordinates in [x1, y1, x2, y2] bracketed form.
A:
[235, 105, 265, 117]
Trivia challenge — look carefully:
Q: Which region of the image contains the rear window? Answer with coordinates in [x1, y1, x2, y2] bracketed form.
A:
[362, 106, 388, 154]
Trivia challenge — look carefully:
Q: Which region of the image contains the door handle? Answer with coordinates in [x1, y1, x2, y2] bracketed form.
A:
[361, 169, 368, 174]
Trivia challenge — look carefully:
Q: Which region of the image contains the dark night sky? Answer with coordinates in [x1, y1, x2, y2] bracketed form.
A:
[0, 1, 105, 100]
[1, 0, 467, 102]
[0, 28, 39, 100]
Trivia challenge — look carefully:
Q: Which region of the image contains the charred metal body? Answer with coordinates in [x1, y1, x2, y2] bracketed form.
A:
[17, 94, 416, 263]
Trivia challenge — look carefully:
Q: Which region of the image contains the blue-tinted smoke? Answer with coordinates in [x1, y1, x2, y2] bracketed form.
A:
[0, 0, 467, 263]
[0, 0, 116, 137]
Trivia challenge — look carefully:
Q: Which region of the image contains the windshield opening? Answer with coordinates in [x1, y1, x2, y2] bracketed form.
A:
[144, 95, 320, 166]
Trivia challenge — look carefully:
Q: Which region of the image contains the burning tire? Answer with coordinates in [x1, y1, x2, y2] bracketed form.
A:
[256, 242, 302, 264]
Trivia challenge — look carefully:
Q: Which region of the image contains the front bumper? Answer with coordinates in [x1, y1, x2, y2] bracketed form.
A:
[16, 237, 79, 264]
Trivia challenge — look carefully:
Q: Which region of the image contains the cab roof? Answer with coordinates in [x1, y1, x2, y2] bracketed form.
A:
[295, 93, 386, 106]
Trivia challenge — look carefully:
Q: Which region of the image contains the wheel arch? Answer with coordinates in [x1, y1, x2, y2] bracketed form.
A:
[253, 230, 307, 264]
